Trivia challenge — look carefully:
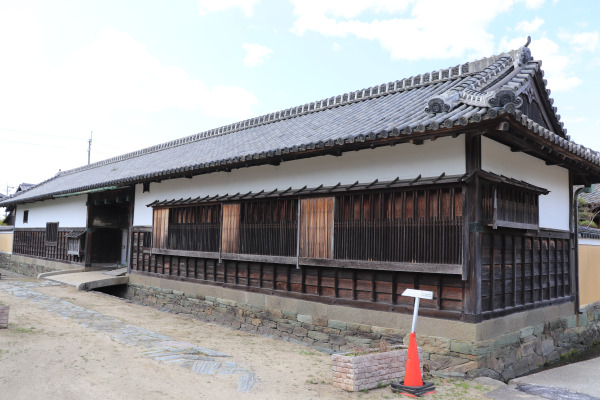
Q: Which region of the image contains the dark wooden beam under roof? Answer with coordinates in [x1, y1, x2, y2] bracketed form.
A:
[483, 116, 600, 185]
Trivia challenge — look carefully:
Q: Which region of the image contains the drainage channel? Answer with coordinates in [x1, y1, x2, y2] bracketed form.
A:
[0, 280, 257, 392]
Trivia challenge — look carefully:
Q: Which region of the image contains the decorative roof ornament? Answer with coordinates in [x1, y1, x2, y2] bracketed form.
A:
[519, 36, 533, 66]
[424, 42, 533, 116]
[488, 89, 523, 113]
[425, 91, 460, 114]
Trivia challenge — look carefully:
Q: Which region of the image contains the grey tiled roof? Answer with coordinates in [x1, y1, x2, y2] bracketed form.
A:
[2, 45, 599, 207]
[580, 185, 600, 205]
[16, 183, 34, 192]
[578, 226, 600, 239]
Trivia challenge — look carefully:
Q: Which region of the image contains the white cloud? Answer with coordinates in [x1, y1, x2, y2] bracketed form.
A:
[290, 0, 517, 61]
[515, 17, 544, 33]
[198, 0, 259, 17]
[523, 0, 546, 9]
[55, 27, 258, 119]
[500, 36, 582, 92]
[242, 43, 273, 67]
[332, 42, 341, 52]
[0, 21, 259, 185]
[559, 31, 599, 52]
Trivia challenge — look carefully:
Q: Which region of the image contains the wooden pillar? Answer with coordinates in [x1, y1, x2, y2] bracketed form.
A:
[85, 200, 94, 268]
[463, 131, 482, 317]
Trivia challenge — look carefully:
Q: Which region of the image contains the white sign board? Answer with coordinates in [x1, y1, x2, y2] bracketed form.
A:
[402, 289, 434, 300]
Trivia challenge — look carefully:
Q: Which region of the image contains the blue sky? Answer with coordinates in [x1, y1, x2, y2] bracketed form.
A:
[1, 0, 599, 194]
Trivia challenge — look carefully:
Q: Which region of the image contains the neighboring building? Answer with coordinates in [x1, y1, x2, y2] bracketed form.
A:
[2, 44, 600, 378]
[579, 184, 600, 227]
[1, 183, 35, 226]
[16, 183, 35, 193]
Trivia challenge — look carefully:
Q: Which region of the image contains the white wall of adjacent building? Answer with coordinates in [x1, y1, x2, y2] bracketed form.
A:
[14, 195, 87, 228]
[133, 136, 467, 226]
[481, 136, 570, 231]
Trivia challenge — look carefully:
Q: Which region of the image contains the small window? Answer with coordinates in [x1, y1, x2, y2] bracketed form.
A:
[482, 182, 543, 230]
[45, 222, 59, 244]
[23, 210, 29, 224]
[67, 230, 86, 256]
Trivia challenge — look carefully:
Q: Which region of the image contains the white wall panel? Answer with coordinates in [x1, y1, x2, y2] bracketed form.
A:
[579, 239, 600, 246]
[15, 195, 87, 228]
[134, 137, 466, 225]
[481, 137, 570, 231]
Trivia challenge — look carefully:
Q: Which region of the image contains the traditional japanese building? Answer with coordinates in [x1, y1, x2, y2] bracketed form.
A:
[2, 43, 600, 379]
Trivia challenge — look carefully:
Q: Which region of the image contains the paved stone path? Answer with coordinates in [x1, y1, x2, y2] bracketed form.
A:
[516, 384, 600, 400]
[0, 280, 257, 392]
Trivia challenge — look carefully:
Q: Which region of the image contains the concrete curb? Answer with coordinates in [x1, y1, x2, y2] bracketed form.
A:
[38, 269, 85, 279]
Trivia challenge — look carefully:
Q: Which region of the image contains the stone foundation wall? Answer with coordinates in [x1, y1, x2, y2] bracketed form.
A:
[124, 281, 600, 381]
[0, 254, 81, 277]
[2, 257, 54, 277]
[125, 283, 406, 352]
[452, 305, 600, 381]
[0, 253, 10, 270]
[0, 305, 9, 328]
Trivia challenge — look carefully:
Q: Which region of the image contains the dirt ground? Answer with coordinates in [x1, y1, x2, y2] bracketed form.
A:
[0, 272, 492, 400]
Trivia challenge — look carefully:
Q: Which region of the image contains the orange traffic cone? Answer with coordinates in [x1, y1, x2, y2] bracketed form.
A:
[391, 332, 435, 397]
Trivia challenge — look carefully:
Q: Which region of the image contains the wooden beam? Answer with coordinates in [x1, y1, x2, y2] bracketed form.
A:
[464, 131, 482, 315]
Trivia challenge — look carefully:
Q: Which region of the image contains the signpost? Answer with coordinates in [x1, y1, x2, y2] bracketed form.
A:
[402, 289, 433, 333]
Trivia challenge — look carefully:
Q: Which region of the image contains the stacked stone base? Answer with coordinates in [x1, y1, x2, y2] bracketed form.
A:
[0, 305, 9, 329]
[0, 254, 79, 277]
[0, 253, 10, 271]
[125, 283, 406, 352]
[124, 282, 600, 382]
[458, 307, 600, 381]
[332, 348, 418, 391]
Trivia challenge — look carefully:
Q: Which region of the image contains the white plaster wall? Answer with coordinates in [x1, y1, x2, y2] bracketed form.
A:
[481, 137, 570, 231]
[134, 136, 466, 225]
[15, 195, 88, 228]
[579, 238, 600, 246]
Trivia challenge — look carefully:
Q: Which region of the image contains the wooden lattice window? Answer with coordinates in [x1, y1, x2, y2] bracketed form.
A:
[334, 187, 463, 264]
[45, 222, 59, 245]
[238, 198, 298, 257]
[482, 182, 541, 230]
[152, 204, 221, 252]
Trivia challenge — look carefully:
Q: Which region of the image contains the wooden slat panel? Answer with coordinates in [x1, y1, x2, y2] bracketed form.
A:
[221, 203, 240, 253]
[300, 197, 334, 259]
[152, 208, 169, 249]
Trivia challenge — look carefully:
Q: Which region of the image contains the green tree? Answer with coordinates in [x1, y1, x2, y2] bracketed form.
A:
[578, 197, 598, 228]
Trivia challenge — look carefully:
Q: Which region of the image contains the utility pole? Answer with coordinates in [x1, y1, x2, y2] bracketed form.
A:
[87, 131, 93, 165]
